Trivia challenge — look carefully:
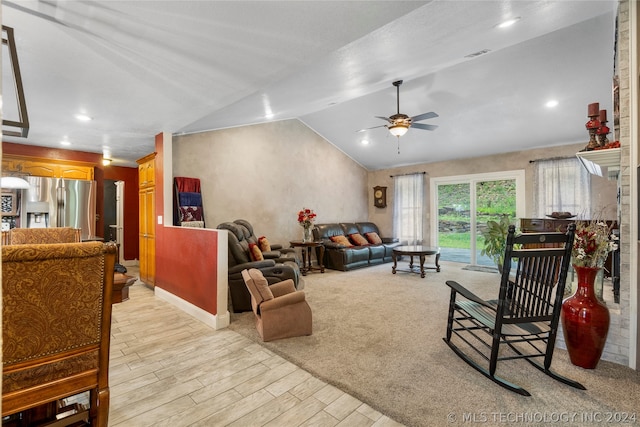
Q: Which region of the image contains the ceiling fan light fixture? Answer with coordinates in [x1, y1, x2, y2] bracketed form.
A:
[388, 124, 409, 137]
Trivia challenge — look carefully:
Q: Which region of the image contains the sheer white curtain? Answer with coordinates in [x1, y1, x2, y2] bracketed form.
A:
[533, 158, 591, 218]
[393, 173, 425, 245]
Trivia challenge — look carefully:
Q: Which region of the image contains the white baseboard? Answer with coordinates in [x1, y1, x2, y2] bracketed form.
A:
[154, 286, 230, 330]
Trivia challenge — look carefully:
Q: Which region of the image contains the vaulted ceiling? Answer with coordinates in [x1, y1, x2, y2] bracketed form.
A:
[2, 1, 618, 169]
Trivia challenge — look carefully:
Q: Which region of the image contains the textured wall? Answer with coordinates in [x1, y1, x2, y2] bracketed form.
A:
[172, 119, 368, 245]
[615, 0, 634, 367]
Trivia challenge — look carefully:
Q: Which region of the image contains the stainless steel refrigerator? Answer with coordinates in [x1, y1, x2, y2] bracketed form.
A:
[22, 176, 96, 240]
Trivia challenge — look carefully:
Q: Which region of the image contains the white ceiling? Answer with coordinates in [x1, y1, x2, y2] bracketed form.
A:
[1, 1, 618, 170]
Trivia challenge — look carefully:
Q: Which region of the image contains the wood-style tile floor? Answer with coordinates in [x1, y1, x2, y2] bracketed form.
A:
[108, 276, 404, 427]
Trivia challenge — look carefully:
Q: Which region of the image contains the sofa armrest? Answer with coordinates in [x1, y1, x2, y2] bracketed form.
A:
[262, 250, 282, 259]
[382, 237, 399, 243]
[260, 291, 306, 312]
[229, 259, 276, 274]
[323, 241, 346, 250]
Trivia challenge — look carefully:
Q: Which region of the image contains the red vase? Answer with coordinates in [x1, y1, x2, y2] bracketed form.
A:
[561, 265, 610, 369]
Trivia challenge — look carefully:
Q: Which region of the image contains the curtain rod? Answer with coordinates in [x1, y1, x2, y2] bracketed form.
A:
[389, 171, 427, 178]
[529, 155, 575, 163]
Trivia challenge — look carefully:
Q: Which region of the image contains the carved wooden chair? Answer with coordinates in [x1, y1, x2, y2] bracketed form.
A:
[2, 241, 117, 425]
[443, 224, 584, 396]
[7, 226, 81, 244]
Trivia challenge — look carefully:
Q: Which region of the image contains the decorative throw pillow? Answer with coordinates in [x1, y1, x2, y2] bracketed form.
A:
[247, 268, 274, 302]
[349, 233, 369, 246]
[330, 235, 353, 247]
[365, 232, 383, 245]
[249, 243, 264, 261]
[258, 236, 271, 252]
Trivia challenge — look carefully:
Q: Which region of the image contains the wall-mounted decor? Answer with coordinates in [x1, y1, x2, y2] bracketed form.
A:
[1, 190, 17, 216]
[373, 186, 387, 208]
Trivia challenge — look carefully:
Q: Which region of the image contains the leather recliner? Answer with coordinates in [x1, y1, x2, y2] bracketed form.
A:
[217, 221, 303, 312]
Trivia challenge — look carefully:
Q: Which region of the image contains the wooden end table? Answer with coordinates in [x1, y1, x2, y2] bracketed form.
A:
[289, 240, 325, 275]
[113, 272, 136, 303]
[392, 245, 440, 278]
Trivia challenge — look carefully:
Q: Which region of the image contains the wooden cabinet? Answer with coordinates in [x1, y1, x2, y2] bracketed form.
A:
[2, 156, 94, 180]
[520, 218, 572, 233]
[137, 153, 156, 287]
[138, 155, 155, 188]
[520, 217, 618, 279]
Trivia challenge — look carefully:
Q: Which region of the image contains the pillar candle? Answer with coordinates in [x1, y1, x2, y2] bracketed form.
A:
[588, 102, 599, 116]
[599, 109, 607, 122]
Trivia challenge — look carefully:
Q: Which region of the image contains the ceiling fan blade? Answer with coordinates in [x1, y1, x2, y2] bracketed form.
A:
[411, 122, 438, 131]
[375, 116, 392, 123]
[411, 112, 438, 122]
[356, 124, 387, 132]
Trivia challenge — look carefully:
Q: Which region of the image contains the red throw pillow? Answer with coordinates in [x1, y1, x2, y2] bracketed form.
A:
[330, 235, 353, 247]
[249, 243, 264, 261]
[258, 236, 271, 252]
[365, 232, 383, 244]
[349, 233, 369, 246]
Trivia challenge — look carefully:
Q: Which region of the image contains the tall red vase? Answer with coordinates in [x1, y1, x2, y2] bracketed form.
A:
[561, 265, 610, 369]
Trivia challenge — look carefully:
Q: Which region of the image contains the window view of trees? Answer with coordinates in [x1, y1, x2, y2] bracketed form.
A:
[437, 179, 517, 266]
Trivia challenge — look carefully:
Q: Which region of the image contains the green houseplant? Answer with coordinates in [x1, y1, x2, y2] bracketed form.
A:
[480, 214, 513, 271]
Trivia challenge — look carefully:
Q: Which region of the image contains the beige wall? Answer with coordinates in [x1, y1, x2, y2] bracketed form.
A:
[172, 119, 368, 245]
[368, 142, 618, 239]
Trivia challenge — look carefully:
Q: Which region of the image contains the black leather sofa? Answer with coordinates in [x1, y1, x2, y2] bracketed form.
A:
[217, 220, 303, 312]
[312, 222, 401, 271]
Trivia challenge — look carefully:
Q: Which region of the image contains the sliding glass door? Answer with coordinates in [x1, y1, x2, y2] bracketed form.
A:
[431, 171, 525, 266]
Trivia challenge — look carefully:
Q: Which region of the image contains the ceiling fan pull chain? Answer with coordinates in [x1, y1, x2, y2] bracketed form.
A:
[397, 137, 400, 154]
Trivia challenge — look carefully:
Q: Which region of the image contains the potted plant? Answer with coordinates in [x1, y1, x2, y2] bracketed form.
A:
[480, 214, 513, 272]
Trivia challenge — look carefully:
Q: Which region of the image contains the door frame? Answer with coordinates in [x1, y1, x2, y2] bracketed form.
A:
[430, 170, 526, 264]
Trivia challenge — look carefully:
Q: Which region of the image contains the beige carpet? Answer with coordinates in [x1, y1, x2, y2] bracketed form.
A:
[228, 261, 640, 427]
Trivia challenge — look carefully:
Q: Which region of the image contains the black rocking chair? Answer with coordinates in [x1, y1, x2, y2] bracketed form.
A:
[443, 224, 585, 396]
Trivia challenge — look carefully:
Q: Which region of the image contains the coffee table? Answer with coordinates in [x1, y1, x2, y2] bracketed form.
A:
[392, 245, 440, 278]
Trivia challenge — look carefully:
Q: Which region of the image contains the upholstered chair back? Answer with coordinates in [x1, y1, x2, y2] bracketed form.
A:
[356, 222, 381, 236]
[233, 219, 260, 245]
[2, 241, 117, 425]
[217, 222, 251, 266]
[8, 227, 80, 245]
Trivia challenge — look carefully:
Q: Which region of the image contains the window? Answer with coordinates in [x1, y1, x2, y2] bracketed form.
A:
[393, 174, 425, 245]
[533, 158, 591, 218]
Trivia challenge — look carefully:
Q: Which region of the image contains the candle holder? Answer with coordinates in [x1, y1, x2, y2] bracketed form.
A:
[597, 109, 609, 147]
[584, 103, 601, 151]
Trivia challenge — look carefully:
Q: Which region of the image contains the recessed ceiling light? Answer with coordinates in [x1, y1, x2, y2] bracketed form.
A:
[75, 113, 93, 121]
[496, 17, 521, 29]
[60, 140, 71, 146]
[361, 139, 370, 145]
[545, 100, 559, 108]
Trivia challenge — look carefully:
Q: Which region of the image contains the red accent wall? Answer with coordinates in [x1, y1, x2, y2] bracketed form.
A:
[153, 133, 220, 314]
[104, 166, 139, 261]
[156, 227, 219, 313]
[2, 142, 139, 260]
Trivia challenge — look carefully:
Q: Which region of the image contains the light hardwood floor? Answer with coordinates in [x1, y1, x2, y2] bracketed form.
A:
[108, 275, 404, 427]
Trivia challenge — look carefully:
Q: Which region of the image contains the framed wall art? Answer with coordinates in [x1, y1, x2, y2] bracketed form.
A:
[1, 190, 18, 216]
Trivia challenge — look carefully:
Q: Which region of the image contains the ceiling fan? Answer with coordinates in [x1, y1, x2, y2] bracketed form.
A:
[363, 80, 438, 138]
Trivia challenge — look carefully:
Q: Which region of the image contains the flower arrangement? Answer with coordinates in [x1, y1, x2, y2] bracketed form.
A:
[572, 220, 618, 268]
[297, 208, 317, 229]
